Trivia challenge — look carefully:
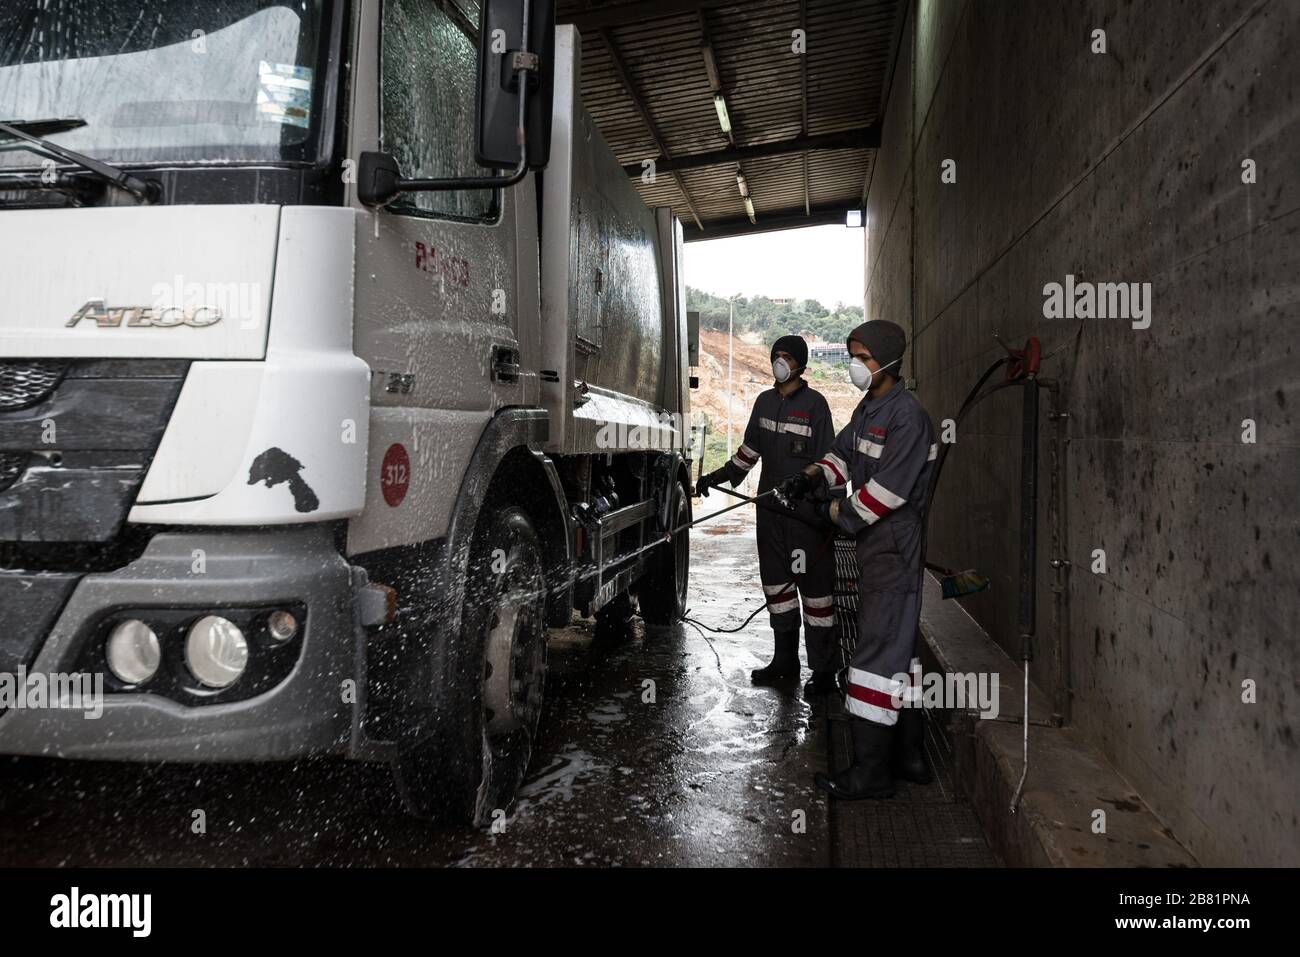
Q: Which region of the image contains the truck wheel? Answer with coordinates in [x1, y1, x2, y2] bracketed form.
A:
[638, 481, 689, 625]
[395, 506, 548, 826]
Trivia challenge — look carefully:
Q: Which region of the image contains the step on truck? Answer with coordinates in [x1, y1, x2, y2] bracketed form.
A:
[0, 0, 695, 824]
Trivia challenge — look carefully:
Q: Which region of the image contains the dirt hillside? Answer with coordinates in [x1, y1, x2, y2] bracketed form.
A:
[693, 328, 861, 448]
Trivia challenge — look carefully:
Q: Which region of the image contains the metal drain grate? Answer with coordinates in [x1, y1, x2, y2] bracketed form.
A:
[0, 360, 68, 410]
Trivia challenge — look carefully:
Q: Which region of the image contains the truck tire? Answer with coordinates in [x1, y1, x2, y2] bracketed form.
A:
[395, 506, 548, 826]
[638, 481, 689, 625]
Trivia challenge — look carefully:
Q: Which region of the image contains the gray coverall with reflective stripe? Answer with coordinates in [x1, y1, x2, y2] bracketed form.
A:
[722, 380, 837, 670]
[814, 384, 936, 725]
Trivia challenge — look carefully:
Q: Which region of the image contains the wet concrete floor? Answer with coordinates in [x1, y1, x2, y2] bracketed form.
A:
[0, 507, 991, 867]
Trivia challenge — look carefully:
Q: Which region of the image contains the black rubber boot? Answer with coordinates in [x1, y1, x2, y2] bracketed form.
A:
[802, 669, 838, 698]
[892, 707, 932, 784]
[815, 719, 896, 800]
[751, 628, 800, 685]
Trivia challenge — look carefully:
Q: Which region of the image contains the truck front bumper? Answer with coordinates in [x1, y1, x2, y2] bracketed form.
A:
[0, 526, 360, 762]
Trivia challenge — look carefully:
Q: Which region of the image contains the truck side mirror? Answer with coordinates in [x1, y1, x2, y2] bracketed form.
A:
[476, 0, 554, 170]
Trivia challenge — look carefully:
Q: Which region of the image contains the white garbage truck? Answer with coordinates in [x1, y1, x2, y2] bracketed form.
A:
[0, 0, 694, 823]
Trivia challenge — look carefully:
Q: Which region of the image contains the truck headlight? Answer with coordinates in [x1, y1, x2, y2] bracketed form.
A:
[105, 620, 161, 685]
[185, 615, 248, 688]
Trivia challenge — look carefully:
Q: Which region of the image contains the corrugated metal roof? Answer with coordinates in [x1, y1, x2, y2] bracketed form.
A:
[557, 0, 902, 239]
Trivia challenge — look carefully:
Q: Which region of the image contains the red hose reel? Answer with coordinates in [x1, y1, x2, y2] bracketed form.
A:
[1003, 335, 1042, 380]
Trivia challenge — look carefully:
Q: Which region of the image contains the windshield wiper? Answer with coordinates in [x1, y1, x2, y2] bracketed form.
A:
[0, 117, 86, 138]
[0, 119, 160, 202]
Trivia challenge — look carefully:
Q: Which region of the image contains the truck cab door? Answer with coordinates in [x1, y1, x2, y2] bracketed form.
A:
[346, 0, 537, 552]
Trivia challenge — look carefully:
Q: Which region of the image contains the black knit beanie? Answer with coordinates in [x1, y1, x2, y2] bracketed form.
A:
[846, 320, 906, 377]
[770, 334, 809, 370]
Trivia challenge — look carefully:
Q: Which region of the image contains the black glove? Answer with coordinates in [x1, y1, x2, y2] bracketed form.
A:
[695, 470, 724, 498]
[775, 470, 812, 505]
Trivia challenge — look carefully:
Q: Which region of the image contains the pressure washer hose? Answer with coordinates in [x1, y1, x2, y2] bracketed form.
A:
[916, 356, 1017, 614]
[914, 351, 1056, 814]
[913, 354, 1053, 815]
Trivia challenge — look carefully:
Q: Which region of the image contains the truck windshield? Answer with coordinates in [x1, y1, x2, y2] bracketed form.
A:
[0, 0, 330, 170]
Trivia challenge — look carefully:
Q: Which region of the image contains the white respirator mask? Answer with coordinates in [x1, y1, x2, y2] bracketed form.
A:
[772, 358, 794, 383]
[849, 356, 899, 392]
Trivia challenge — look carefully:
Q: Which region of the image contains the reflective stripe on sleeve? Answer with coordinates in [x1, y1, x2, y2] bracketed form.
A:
[730, 443, 759, 471]
[816, 452, 848, 489]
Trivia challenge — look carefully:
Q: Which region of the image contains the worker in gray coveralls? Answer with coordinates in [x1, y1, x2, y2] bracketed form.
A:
[776, 320, 936, 798]
[695, 334, 840, 697]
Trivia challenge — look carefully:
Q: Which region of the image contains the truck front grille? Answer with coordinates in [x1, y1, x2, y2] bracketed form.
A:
[0, 360, 68, 410]
[0, 359, 189, 550]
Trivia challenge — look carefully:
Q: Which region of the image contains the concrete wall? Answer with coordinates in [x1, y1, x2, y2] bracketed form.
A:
[863, 0, 1299, 866]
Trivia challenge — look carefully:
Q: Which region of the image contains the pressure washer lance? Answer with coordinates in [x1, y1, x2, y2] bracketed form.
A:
[577, 488, 778, 586]
[666, 488, 779, 538]
[710, 482, 805, 515]
[713, 482, 807, 513]
[715, 485, 990, 600]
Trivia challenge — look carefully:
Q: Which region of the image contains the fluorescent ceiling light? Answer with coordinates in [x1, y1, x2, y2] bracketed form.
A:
[713, 95, 732, 135]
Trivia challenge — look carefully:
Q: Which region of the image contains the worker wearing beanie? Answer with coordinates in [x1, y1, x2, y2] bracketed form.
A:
[775, 319, 937, 798]
[695, 334, 841, 696]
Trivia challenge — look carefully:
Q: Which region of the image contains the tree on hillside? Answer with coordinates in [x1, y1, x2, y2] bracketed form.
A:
[687, 286, 865, 343]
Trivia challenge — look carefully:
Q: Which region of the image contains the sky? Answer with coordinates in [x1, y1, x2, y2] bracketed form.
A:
[683, 223, 865, 308]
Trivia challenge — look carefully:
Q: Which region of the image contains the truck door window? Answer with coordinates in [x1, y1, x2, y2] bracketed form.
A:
[380, 0, 496, 222]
